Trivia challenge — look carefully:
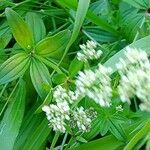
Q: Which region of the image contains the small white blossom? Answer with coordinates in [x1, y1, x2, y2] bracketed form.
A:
[72, 107, 92, 132]
[42, 101, 70, 133]
[76, 64, 112, 107]
[77, 40, 102, 62]
[117, 47, 150, 112]
[53, 85, 78, 104]
[116, 105, 123, 112]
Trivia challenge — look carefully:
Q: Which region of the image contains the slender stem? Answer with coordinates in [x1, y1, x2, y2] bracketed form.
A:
[0, 81, 19, 116]
[60, 133, 68, 150]
[71, 96, 83, 109]
[0, 84, 8, 99]
[52, 17, 56, 31]
[133, 97, 138, 111]
[64, 137, 75, 150]
[50, 132, 60, 150]
[124, 119, 150, 150]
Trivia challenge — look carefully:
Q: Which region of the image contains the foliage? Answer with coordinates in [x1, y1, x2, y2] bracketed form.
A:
[0, 0, 150, 150]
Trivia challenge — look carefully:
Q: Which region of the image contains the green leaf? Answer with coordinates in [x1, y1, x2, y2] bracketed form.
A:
[83, 26, 118, 43]
[5, 8, 34, 50]
[14, 104, 44, 150]
[35, 29, 71, 57]
[30, 57, 51, 99]
[69, 57, 83, 78]
[119, 3, 145, 42]
[35, 55, 63, 74]
[68, 0, 91, 46]
[109, 119, 127, 141]
[0, 80, 26, 150]
[104, 35, 150, 73]
[22, 118, 50, 150]
[25, 12, 46, 43]
[56, 0, 117, 34]
[57, 0, 90, 64]
[0, 25, 12, 49]
[0, 53, 30, 85]
[72, 134, 123, 150]
[35, 91, 52, 113]
[76, 136, 88, 143]
[52, 73, 67, 84]
[123, 0, 149, 9]
[72, 119, 146, 150]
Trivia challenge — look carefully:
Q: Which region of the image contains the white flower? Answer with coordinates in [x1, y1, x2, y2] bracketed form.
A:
[76, 64, 112, 107]
[42, 101, 70, 133]
[72, 107, 92, 132]
[53, 85, 78, 104]
[117, 47, 150, 112]
[116, 105, 123, 112]
[77, 40, 102, 62]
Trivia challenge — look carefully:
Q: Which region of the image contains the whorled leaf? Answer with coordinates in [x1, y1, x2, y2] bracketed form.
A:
[25, 12, 46, 43]
[0, 53, 30, 85]
[35, 29, 71, 57]
[5, 8, 34, 51]
[30, 57, 51, 99]
[0, 79, 26, 150]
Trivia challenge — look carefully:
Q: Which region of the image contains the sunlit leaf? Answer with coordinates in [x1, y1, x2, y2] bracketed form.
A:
[25, 12, 46, 43]
[5, 8, 34, 50]
[35, 30, 71, 57]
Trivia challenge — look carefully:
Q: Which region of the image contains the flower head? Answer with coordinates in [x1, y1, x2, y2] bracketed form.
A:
[76, 64, 112, 107]
[77, 40, 102, 62]
[42, 101, 70, 133]
[117, 47, 150, 111]
[72, 107, 92, 132]
[53, 85, 78, 104]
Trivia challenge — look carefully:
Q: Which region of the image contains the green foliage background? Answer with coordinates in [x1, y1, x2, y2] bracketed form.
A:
[0, 0, 150, 150]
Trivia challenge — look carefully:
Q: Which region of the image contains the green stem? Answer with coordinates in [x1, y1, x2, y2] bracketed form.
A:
[133, 97, 138, 111]
[60, 133, 68, 150]
[0, 81, 19, 116]
[0, 84, 8, 99]
[124, 119, 150, 150]
[71, 96, 83, 109]
[50, 132, 60, 150]
[64, 137, 75, 150]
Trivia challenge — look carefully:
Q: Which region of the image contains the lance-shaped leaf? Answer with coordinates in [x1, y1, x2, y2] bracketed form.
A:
[25, 12, 46, 43]
[0, 80, 26, 150]
[0, 53, 30, 85]
[123, 0, 149, 9]
[30, 57, 51, 99]
[5, 8, 34, 50]
[35, 29, 71, 57]
[22, 118, 50, 150]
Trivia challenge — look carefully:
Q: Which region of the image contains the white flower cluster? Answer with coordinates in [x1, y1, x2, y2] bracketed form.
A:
[76, 64, 112, 107]
[42, 86, 96, 133]
[117, 47, 150, 111]
[77, 40, 102, 62]
[72, 107, 92, 132]
[42, 101, 70, 133]
[53, 85, 78, 104]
